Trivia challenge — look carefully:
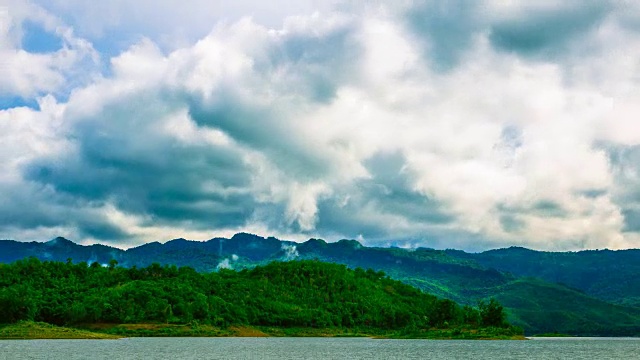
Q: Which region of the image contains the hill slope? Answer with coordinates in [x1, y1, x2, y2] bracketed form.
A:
[2, 234, 639, 335]
[0, 258, 517, 338]
[450, 247, 640, 307]
[492, 278, 640, 336]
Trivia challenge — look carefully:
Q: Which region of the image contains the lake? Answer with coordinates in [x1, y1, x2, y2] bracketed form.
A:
[1, 337, 639, 359]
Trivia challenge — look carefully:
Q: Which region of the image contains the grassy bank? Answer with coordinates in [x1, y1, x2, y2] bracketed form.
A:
[81, 323, 235, 337]
[81, 323, 374, 338]
[388, 327, 527, 340]
[81, 323, 524, 340]
[0, 321, 121, 340]
[1, 321, 524, 340]
[531, 332, 574, 337]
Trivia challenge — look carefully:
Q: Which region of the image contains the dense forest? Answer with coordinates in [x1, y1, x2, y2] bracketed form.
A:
[0, 258, 516, 336]
[2, 235, 640, 336]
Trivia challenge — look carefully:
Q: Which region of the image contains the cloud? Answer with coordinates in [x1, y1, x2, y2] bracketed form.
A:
[402, 0, 484, 71]
[607, 144, 640, 234]
[488, 2, 612, 57]
[30, 0, 342, 54]
[0, 1, 98, 101]
[1, 2, 640, 251]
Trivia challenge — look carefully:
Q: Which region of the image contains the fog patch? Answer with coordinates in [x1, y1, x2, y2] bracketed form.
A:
[281, 244, 299, 261]
[216, 258, 232, 270]
[217, 254, 239, 270]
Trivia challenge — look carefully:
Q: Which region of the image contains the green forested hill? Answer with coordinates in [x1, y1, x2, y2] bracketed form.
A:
[0, 258, 515, 337]
[2, 234, 639, 336]
[451, 247, 640, 307]
[489, 278, 640, 336]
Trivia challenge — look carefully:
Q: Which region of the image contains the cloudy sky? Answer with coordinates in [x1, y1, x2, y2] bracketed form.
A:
[2, 0, 640, 251]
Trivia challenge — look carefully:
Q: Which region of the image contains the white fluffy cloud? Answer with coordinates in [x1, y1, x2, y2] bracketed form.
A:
[0, 0, 98, 98]
[30, 0, 341, 51]
[1, 1, 640, 250]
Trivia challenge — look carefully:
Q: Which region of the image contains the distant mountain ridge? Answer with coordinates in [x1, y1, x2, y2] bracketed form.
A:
[1, 233, 640, 336]
[453, 246, 640, 308]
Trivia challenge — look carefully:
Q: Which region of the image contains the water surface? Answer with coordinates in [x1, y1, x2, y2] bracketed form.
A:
[1, 337, 638, 359]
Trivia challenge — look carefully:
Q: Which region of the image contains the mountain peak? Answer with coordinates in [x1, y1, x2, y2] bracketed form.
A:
[231, 232, 264, 242]
[47, 237, 76, 246]
[304, 238, 327, 245]
[335, 239, 363, 249]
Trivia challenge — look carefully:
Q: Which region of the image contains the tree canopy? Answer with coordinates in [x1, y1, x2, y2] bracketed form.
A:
[0, 258, 512, 333]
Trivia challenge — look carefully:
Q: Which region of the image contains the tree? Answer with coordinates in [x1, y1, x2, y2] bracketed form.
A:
[0, 258, 516, 333]
[462, 305, 480, 325]
[108, 259, 118, 270]
[0, 285, 38, 323]
[478, 298, 506, 327]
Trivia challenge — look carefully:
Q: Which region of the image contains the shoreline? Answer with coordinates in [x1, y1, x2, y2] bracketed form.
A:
[0, 322, 121, 340]
[0, 322, 526, 340]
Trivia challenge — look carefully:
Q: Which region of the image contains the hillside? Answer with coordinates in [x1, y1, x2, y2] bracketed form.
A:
[0, 258, 519, 339]
[450, 247, 640, 307]
[491, 278, 640, 336]
[1, 233, 639, 336]
[0, 237, 122, 265]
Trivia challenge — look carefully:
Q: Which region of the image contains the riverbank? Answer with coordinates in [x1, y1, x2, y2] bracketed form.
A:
[1, 322, 524, 340]
[0, 322, 121, 339]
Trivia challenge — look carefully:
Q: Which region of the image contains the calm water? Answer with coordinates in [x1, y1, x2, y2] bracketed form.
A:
[1, 337, 639, 360]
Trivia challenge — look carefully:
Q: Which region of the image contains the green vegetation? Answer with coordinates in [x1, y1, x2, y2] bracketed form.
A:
[4, 234, 638, 336]
[490, 278, 640, 336]
[0, 258, 520, 339]
[455, 247, 640, 308]
[532, 332, 573, 337]
[0, 321, 120, 339]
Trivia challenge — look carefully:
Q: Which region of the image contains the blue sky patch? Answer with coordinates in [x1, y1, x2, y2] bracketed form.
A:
[0, 96, 39, 110]
[21, 20, 63, 54]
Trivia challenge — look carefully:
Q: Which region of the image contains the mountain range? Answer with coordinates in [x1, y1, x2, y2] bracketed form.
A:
[1, 233, 639, 336]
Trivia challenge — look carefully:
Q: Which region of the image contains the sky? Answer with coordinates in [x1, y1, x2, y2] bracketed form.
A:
[1, 1, 640, 251]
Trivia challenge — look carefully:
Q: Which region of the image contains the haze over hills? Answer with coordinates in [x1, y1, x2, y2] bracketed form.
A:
[2, 233, 640, 336]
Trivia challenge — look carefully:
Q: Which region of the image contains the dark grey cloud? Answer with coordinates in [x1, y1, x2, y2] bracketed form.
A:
[0, 181, 131, 242]
[500, 200, 565, 217]
[489, 3, 612, 57]
[238, 151, 456, 243]
[622, 209, 640, 232]
[187, 92, 332, 182]
[23, 91, 257, 235]
[579, 189, 608, 199]
[186, 20, 363, 181]
[263, 22, 362, 103]
[310, 151, 455, 241]
[403, 1, 483, 71]
[359, 151, 453, 225]
[495, 200, 567, 234]
[606, 144, 640, 234]
[499, 214, 525, 233]
[401, 2, 616, 69]
[532, 200, 567, 218]
[76, 215, 132, 240]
